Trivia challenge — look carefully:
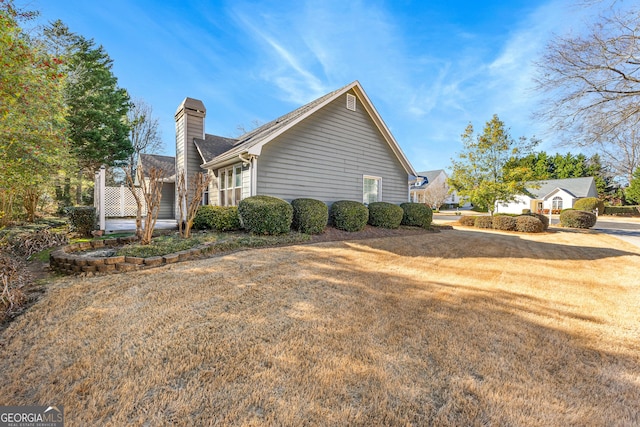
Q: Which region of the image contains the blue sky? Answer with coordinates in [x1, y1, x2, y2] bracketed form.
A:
[32, 0, 601, 173]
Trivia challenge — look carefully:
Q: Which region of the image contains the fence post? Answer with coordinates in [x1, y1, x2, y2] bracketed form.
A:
[120, 185, 125, 217]
[98, 166, 106, 231]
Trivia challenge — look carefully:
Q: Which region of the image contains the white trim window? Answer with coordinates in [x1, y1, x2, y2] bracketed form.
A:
[552, 196, 563, 211]
[363, 175, 382, 205]
[219, 164, 243, 206]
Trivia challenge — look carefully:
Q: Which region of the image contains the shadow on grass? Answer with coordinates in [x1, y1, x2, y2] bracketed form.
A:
[340, 228, 640, 261]
[1, 233, 638, 426]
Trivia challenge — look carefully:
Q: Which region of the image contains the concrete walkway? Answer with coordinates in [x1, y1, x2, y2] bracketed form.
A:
[105, 219, 177, 234]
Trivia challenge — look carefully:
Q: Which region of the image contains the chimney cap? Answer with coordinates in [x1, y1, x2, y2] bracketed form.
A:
[175, 97, 206, 117]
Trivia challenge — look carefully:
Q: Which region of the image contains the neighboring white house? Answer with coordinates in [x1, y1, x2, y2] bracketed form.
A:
[409, 170, 462, 207]
[496, 177, 598, 214]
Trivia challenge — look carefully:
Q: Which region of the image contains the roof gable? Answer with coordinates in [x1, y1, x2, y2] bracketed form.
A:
[201, 81, 416, 176]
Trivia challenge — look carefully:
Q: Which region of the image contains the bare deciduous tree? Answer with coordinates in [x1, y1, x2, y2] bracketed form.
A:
[125, 164, 164, 245]
[176, 170, 212, 239]
[535, 6, 640, 182]
[420, 183, 450, 210]
[127, 98, 163, 176]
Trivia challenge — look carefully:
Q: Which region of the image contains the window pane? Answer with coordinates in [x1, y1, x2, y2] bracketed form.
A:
[226, 189, 233, 206]
[227, 170, 233, 189]
[220, 171, 225, 190]
[363, 177, 379, 204]
[235, 166, 242, 187]
[235, 188, 241, 205]
[219, 190, 226, 206]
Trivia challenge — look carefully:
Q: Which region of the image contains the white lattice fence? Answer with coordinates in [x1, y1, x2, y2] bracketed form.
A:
[104, 185, 147, 217]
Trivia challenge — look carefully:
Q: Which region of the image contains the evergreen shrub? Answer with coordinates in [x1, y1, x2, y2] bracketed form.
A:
[368, 202, 404, 229]
[291, 198, 328, 234]
[238, 196, 293, 235]
[559, 209, 597, 229]
[330, 200, 368, 232]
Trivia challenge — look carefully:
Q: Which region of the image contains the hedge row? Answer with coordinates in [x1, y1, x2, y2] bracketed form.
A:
[603, 205, 640, 216]
[193, 197, 433, 235]
[458, 213, 547, 233]
[459, 208, 597, 232]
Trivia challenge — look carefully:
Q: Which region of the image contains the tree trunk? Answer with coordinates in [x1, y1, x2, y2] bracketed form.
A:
[76, 169, 83, 205]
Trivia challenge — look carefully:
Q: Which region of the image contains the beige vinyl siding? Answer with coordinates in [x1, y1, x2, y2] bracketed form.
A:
[158, 183, 175, 219]
[185, 115, 205, 177]
[175, 118, 185, 177]
[256, 91, 409, 205]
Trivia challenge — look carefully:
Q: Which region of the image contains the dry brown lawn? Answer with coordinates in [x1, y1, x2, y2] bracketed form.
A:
[1, 227, 639, 426]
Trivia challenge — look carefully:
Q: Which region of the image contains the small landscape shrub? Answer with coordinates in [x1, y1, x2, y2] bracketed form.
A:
[573, 197, 605, 214]
[368, 202, 404, 229]
[330, 200, 368, 232]
[522, 209, 531, 214]
[525, 212, 550, 231]
[400, 203, 432, 229]
[193, 205, 241, 231]
[475, 216, 493, 229]
[516, 215, 544, 233]
[458, 215, 477, 226]
[67, 207, 96, 237]
[238, 196, 293, 235]
[492, 215, 517, 231]
[560, 209, 597, 229]
[291, 198, 328, 234]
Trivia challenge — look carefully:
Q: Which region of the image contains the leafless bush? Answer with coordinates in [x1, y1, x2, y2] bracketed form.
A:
[0, 253, 27, 323]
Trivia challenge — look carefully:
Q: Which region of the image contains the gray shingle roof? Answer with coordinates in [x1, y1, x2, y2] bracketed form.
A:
[527, 177, 596, 199]
[194, 135, 237, 162]
[411, 169, 446, 189]
[139, 154, 175, 178]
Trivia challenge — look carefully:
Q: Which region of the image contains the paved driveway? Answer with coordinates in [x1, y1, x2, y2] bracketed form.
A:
[593, 217, 640, 249]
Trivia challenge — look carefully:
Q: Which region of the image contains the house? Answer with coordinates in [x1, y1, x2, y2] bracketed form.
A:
[148, 81, 416, 220]
[409, 169, 462, 208]
[495, 177, 598, 214]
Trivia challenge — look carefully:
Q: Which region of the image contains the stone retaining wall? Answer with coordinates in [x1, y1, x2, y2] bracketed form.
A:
[49, 236, 213, 276]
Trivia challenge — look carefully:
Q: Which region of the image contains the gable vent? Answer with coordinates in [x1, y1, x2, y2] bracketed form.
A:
[346, 94, 356, 111]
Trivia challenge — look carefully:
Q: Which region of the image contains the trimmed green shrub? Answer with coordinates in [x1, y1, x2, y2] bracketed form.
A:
[492, 214, 517, 231]
[330, 200, 368, 232]
[193, 205, 241, 231]
[238, 196, 293, 235]
[516, 215, 544, 233]
[604, 205, 640, 216]
[368, 202, 404, 229]
[559, 209, 597, 229]
[400, 203, 432, 229]
[291, 198, 328, 234]
[475, 216, 493, 229]
[67, 207, 96, 237]
[521, 209, 531, 214]
[458, 215, 477, 226]
[523, 212, 550, 231]
[573, 197, 605, 214]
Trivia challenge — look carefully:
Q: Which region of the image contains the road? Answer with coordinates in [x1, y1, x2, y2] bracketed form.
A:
[433, 212, 640, 249]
